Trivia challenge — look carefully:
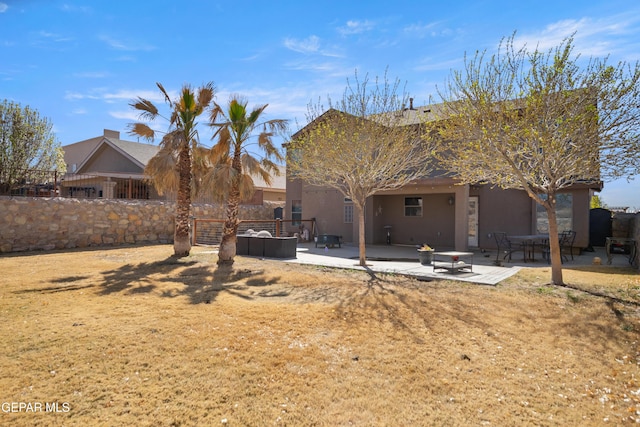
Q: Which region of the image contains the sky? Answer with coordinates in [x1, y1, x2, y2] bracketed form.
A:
[1, 0, 639, 210]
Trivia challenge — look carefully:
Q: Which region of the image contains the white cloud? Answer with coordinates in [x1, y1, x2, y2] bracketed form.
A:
[512, 13, 640, 58]
[104, 89, 168, 102]
[108, 110, 140, 121]
[283, 35, 321, 54]
[403, 22, 444, 38]
[64, 88, 167, 103]
[0, 3, 8, 13]
[99, 35, 155, 51]
[64, 91, 100, 100]
[338, 19, 375, 36]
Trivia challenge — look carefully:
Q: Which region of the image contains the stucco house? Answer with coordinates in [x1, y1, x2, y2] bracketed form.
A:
[286, 104, 601, 252]
[62, 129, 286, 204]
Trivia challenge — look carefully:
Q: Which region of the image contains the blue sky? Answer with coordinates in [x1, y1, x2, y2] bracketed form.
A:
[1, 0, 639, 210]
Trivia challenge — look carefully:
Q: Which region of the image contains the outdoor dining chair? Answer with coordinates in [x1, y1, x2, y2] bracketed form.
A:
[493, 232, 519, 263]
[560, 230, 576, 261]
[542, 230, 576, 264]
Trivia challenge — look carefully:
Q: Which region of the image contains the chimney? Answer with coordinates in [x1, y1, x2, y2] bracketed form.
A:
[103, 129, 120, 139]
[409, 98, 415, 110]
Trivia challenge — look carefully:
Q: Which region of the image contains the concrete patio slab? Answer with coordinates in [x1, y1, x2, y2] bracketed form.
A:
[276, 242, 634, 286]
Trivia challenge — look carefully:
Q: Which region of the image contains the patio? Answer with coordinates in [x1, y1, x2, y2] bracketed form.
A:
[283, 242, 631, 286]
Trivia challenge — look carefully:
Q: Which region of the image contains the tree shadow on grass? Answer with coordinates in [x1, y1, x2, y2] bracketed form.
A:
[96, 256, 281, 304]
[13, 276, 94, 294]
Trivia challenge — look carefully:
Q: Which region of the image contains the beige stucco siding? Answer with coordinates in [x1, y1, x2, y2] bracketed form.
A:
[79, 145, 143, 174]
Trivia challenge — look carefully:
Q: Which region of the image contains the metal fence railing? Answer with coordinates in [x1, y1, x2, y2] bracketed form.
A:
[0, 169, 160, 200]
[1, 169, 284, 207]
[192, 219, 317, 246]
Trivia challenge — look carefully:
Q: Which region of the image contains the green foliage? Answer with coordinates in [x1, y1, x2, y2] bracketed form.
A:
[0, 100, 66, 190]
[590, 195, 604, 209]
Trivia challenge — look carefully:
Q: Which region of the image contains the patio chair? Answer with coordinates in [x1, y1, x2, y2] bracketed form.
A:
[493, 232, 519, 263]
[542, 231, 576, 264]
[560, 230, 576, 261]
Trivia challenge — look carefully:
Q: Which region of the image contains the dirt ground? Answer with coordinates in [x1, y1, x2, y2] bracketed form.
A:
[0, 244, 638, 426]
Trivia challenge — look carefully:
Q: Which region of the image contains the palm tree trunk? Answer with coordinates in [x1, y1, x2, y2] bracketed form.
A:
[217, 150, 243, 265]
[173, 143, 192, 257]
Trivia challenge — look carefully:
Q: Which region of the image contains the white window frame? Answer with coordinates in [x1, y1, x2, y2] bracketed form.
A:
[404, 196, 423, 217]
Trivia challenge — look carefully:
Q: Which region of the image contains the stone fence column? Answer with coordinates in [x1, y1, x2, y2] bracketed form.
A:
[103, 179, 116, 199]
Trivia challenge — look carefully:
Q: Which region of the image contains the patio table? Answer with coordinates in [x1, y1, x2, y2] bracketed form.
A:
[508, 234, 549, 262]
[432, 251, 473, 274]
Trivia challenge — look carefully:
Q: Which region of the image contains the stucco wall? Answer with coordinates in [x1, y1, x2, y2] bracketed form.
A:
[0, 197, 281, 253]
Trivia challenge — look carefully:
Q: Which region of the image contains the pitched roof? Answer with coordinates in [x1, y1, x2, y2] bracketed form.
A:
[72, 131, 159, 173]
[66, 130, 285, 190]
[106, 137, 160, 167]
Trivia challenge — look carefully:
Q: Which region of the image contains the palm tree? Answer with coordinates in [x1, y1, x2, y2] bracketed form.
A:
[208, 96, 287, 265]
[129, 82, 215, 257]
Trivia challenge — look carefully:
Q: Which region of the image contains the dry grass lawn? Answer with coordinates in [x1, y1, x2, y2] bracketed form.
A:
[0, 244, 639, 426]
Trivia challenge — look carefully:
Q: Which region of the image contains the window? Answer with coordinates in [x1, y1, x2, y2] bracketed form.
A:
[344, 199, 353, 223]
[536, 193, 573, 233]
[405, 197, 422, 217]
[292, 200, 302, 225]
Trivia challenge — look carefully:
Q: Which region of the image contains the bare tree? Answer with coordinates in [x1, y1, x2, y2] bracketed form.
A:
[433, 33, 640, 285]
[287, 71, 436, 266]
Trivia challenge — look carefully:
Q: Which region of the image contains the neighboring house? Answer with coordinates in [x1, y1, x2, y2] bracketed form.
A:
[286, 105, 601, 251]
[63, 129, 285, 204]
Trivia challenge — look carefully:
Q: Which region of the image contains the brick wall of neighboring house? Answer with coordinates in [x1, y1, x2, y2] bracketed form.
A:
[0, 197, 283, 253]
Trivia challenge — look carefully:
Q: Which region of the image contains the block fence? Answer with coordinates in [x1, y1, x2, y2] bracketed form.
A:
[0, 196, 282, 253]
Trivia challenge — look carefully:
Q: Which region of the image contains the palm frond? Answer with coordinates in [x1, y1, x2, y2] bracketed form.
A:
[248, 104, 268, 125]
[197, 83, 215, 109]
[156, 82, 172, 105]
[159, 130, 185, 152]
[180, 86, 197, 113]
[130, 98, 159, 121]
[191, 146, 213, 197]
[264, 118, 289, 134]
[260, 158, 280, 175]
[238, 173, 256, 201]
[144, 146, 178, 195]
[209, 102, 225, 124]
[228, 98, 248, 123]
[128, 123, 155, 141]
[257, 132, 284, 161]
[209, 128, 231, 163]
[201, 162, 234, 203]
[241, 154, 262, 175]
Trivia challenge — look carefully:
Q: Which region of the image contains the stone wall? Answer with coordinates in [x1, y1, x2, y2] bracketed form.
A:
[0, 197, 282, 253]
